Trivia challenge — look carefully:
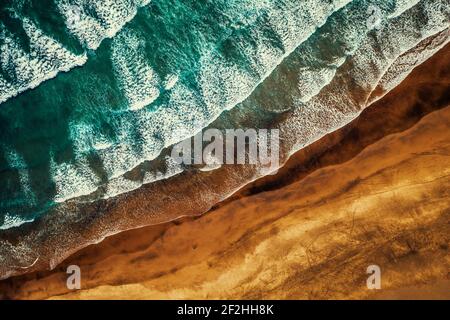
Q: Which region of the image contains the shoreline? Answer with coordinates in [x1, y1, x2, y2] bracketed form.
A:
[0, 23, 447, 281]
[1, 44, 449, 300]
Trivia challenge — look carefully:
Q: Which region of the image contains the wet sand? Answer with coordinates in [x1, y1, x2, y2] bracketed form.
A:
[0, 45, 449, 300]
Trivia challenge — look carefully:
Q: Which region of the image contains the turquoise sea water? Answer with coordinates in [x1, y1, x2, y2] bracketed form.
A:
[0, 0, 449, 229]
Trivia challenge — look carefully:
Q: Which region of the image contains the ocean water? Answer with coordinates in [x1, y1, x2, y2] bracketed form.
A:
[0, 0, 448, 231]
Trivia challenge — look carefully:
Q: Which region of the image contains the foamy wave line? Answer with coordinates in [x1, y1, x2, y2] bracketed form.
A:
[0, 214, 34, 231]
[52, 0, 354, 203]
[360, 1, 450, 106]
[58, 0, 151, 50]
[285, 0, 449, 154]
[296, 0, 449, 109]
[52, 0, 447, 205]
[368, 29, 450, 104]
[292, 0, 427, 105]
[111, 29, 161, 111]
[0, 0, 151, 106]
[54, 0, 450, 206]
[51, 2, 442, 202]
[0, 18, 88, 106]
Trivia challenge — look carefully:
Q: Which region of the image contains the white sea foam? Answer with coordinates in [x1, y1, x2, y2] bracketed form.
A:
[286, 0, 449, 153]
[93, 140, 113, 151]
[111, 30, 161, 111]
[197, 0, 353, 120]
[294, 0, 446, 105]
[57, 0, 151, 50]
[297, 67, 340, 104]
[369, 29, 450, 104]
[97, 116, 147, 179]
[103, 176, 142, 199]
[164, 74, 179, 90]
[96, 81, 205, 183]
[50, 156, 100, 203]
[69, 121, 114, 154]
[390, 0, 422, 18]
[0, 213, 34, 230]
[104, 156, 183, 199]
[356, 0, 449, 106]
[0, 0, 152, 106]
[0, 19, 87, 105]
